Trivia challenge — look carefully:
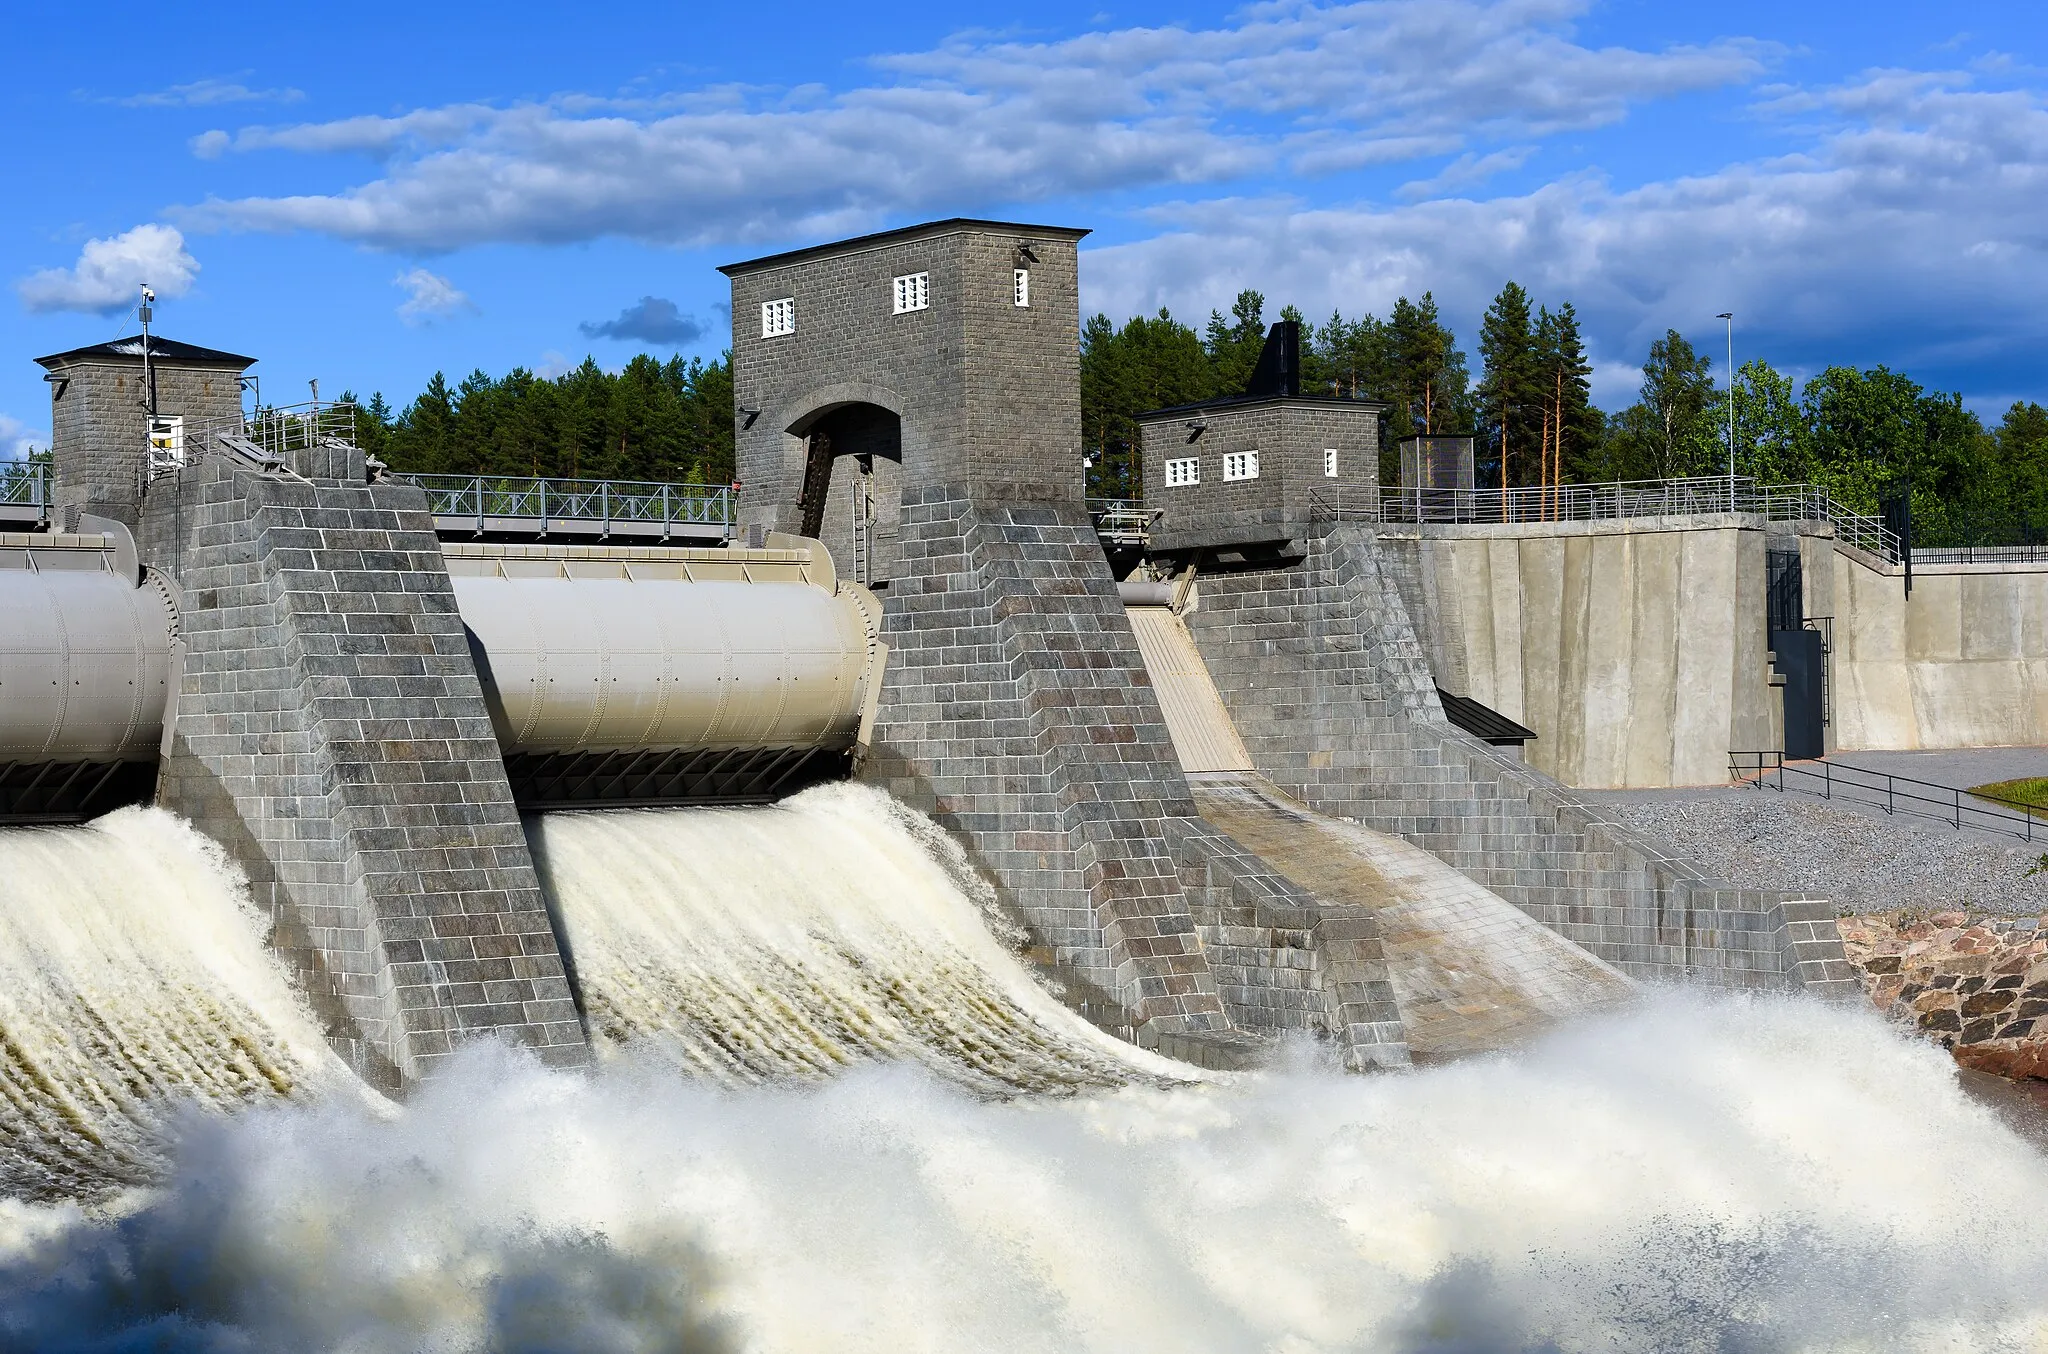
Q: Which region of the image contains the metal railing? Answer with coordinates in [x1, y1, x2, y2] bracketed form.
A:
[401, 474, 735, 539]
[1730, 750, 2042, 841]
[1088, 496, 1152, 547]
[155, 400, 362, 479]
[1914, 543, 2048, 566]
[1328, 476, 1902, 563]
[0, 461, 50, 525]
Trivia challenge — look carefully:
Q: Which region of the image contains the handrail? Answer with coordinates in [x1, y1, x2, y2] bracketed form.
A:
[1729, 750, 2041, 841]
[396, 473, 735, 539]
[1088, 496, 1151, 546]
[1914, 544, 2048, 565]
[1320, 476, 1903, 563]
[0, 461, 50, 516]
[162, 400, 361, 479]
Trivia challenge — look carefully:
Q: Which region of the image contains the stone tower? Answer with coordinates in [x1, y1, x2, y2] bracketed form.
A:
[721, 220, 1244, 1042]
[35, 336, 253, 528]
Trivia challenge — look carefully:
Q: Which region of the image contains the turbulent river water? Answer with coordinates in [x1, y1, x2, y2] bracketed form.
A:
[2, 786, 2046, 1352]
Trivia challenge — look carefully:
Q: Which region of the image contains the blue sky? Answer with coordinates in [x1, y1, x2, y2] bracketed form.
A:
[4, 0, 2046, 458]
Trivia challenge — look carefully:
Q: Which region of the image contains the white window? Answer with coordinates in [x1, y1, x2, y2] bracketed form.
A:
[761, 297, 796, 338]
[1223, 449, 1260, 482]
[1013, 268, 1031, 307]
[1165, 456, 1200, 487]
[148, 415, 184, 465]
[893, 272, 930, 314]
[1324, 448, 1339, 478]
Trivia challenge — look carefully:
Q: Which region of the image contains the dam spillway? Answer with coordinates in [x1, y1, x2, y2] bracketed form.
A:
[5, 218, 1863, 1092]
[1, 215, 2046, 1347]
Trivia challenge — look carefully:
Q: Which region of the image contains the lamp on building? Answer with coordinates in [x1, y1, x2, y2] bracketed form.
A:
[1185, 420, 1208, 442]
[738, 405, 761, 429]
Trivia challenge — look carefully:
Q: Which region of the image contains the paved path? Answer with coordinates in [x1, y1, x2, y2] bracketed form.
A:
[1582, 747, 2048, 916]
[1827, 746, 2048, 793]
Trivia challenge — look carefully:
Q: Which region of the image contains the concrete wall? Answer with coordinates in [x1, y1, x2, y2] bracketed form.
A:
[1383, 516, 1780, 787]
[1829, 543, 2048, 750]
[1182, 520, 1857, 996]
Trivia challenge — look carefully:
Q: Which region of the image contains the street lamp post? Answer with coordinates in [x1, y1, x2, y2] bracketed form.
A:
[1717, 312, 1735, 504]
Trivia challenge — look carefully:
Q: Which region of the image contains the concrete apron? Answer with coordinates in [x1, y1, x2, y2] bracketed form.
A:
[1190, 771, 1637, 1062]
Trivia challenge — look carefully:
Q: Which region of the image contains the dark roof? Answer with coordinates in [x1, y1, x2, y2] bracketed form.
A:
[35, 335, 257, 369]
[719, 218, 1091, 276]
[1136, 391, 1389, 420]
[1435, 688, 1537, 745]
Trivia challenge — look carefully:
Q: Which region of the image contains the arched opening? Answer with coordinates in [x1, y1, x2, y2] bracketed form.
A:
[789, 401, 903, 585]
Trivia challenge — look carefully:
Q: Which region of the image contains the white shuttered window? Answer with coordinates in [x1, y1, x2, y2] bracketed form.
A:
[893, 272, 930, 313]
[1223, 450, 1260, 481]
[1324, 448, 1339, 477]
[1165, 456, 1199, 487]
[761, 297, 795, 338]
[1013, 268, 1031, 307]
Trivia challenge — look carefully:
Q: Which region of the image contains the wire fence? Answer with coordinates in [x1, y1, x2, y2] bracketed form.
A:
[1322, 475, 1903, 563]
[1729, 750, 2044, 841]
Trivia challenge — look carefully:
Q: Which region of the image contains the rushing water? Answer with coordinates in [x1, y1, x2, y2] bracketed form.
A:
[0, 808, 354, 1201]
[530, 786, 1192, 1094]
[2, 791, 2046, 1351]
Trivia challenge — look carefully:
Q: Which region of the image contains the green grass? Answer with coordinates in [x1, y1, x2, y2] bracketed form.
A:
[1968, 777, 2048, 817]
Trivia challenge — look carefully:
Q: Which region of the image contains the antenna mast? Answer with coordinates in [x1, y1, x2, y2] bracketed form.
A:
[139, 284, 158, 419]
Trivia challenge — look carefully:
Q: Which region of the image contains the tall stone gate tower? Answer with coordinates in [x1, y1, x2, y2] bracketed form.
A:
[723, 220, 1242, 1041]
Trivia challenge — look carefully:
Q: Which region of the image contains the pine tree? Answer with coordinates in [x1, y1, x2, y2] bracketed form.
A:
[1546, 303, 1598, 486]
[1205, 290, 1267, 394]
[1389, 294, 1467, 439]
[1476, 283, 1542, 490]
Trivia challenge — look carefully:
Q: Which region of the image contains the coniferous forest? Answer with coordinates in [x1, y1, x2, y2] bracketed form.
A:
[352, 284, 2048, 549]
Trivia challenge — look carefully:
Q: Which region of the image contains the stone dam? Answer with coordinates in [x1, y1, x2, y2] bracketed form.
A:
[6, 217, 2048, 1350]
[0, 218, 1898, 1093]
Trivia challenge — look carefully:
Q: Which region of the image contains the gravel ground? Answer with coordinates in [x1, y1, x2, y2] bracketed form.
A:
[1580, 785, 2048, 917]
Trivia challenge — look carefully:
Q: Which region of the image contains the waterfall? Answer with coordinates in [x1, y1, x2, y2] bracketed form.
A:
[529, 784, 1192, 1094]
[0, 808, 355, 1200]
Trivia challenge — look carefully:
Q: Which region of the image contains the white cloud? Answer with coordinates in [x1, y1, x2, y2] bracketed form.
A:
[393, 268, 476, 324]
[1397, 146, 1537, 199]
[115, 77, 302, 108]
[175, 0, 1766, 251]
[16, 224, 200, 315]
[1083, 76, 2048, 392]
[0, 413, 49, 461]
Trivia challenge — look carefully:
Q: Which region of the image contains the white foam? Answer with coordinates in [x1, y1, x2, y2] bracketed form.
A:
[0, 807, 357, 1198]
[1, 990, 2041, 1351]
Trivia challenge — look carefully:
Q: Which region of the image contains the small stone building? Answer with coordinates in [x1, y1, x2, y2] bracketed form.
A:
[35, 336, 254, 528]
[1138, 322, 1385, 561]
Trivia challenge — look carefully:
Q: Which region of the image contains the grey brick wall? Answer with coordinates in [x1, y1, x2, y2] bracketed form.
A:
[1184, 520, 1857, 995]
[1141, 398, 1381, 556]
[729, 221, 1412, 1062]
[725, 220, 1089, 586]
[858, 483, 1232, 1034]
[140, 461, 588, 1088]
[42, 356, 246, 528]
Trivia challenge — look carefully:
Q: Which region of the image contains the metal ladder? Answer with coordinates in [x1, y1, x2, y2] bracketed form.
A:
[850, 460, 875, 585]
